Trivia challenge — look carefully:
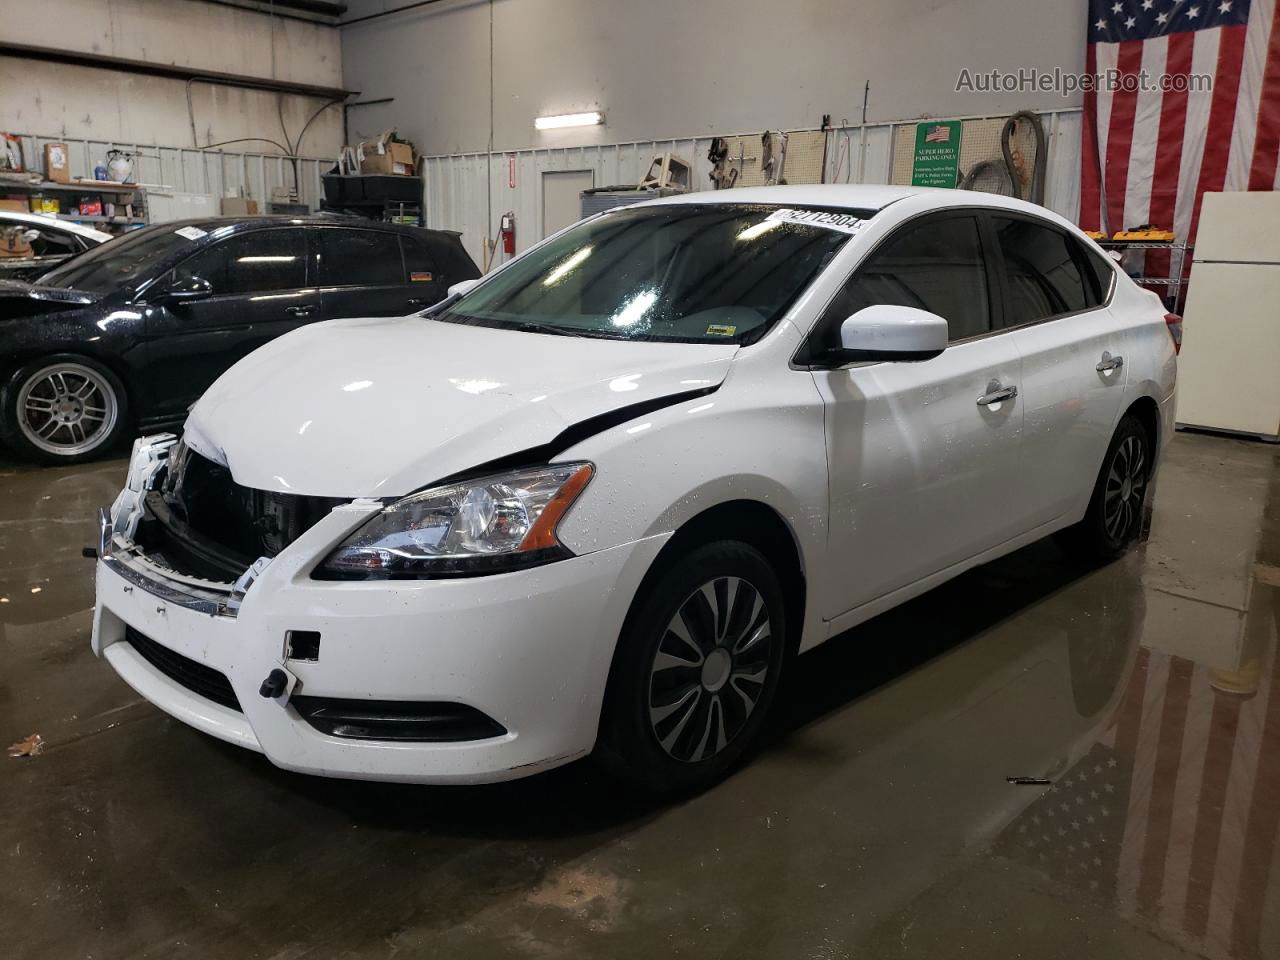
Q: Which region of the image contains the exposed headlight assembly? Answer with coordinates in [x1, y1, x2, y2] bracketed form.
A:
[317, 463, 594, 579]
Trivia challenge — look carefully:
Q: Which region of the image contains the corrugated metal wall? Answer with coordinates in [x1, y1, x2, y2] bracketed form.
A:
[425, 109, 1083, 267]
[6, 133, 332, 220]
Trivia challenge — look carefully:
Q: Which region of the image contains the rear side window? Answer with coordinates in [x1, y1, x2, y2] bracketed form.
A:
[1077, 240, 1116, 305]
[174, 229, 307, 296]
[993, 216, 1092, 326]
[318, 229, 404, 287]
[821, 214, 991, 343]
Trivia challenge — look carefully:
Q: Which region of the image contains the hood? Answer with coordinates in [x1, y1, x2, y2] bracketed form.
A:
[0, 279, 101, 320]
[185, 316, 738, 497]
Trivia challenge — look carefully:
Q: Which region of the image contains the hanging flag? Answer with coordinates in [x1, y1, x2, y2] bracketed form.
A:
[1080, 0, 1280, 244]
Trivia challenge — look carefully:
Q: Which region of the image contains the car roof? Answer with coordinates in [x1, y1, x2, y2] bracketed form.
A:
[0, 210, 113, 242]
[644, 183, 1064, 220]
[147, 215, 458, 237]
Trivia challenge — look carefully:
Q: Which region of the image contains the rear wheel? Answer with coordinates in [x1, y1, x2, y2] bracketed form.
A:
[1056, 414, 1151, 562]
[1, 356, 127, 465]
[598, 540, 787, 794]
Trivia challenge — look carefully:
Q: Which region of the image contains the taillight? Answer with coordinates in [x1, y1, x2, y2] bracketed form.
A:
[1164, 313, 1182, 355]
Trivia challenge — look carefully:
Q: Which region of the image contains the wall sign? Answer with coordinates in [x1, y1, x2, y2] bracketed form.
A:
[910, 121, 962, 188]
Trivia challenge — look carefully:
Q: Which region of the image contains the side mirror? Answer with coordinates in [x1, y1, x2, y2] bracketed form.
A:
[821, 304, 948, 365]
[447, 277, 482, 299]
[159, 275, 213, 305]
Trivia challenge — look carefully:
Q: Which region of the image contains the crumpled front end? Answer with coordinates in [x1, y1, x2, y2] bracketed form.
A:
[91, 434, 667, 783]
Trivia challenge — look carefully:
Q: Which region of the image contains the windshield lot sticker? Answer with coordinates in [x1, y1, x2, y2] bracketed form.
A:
[765, 208, 863, 234]
[410, 271, 434, 282]
[705, 324, 737, 337]
[174, 226, 208, 241]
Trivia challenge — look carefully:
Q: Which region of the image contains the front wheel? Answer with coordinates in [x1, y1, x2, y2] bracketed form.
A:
[597, 540, 787, 795]
[1057, 414, 1152, 562]
[1, 356, 128, 465]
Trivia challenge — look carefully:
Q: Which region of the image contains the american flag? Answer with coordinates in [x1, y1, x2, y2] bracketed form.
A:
[994, 638, 1280, 959]
[924, 125, 953, 144]
[1080, 0, 1280, 246]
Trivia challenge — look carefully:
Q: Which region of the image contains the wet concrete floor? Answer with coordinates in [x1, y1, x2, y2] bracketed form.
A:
[1, 431, 1277, 959]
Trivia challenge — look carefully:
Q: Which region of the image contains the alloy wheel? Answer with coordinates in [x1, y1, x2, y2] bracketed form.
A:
[1103, 434, 1147, 542]
[647, 576, 774, 763]
[16, 363, 119, 458]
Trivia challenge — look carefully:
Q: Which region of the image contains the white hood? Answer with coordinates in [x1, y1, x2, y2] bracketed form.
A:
[184, 315, 737, 497]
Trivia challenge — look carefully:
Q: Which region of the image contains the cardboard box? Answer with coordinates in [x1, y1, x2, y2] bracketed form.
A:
[44, 142, 71, 183]
[358, 131, 416, 176]
[0, 198, 27, 212]
[221, 196, 259, 216]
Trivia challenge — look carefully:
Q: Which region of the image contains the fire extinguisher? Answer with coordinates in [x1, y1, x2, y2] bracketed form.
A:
[500, 212, 516, 256]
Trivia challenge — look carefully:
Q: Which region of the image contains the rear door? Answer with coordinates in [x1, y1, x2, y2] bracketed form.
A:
[141, 227, 315, 419]
[316, 227, 414, 319]
[812, 211, 1027, 621]
[994, 213, 1127, 526]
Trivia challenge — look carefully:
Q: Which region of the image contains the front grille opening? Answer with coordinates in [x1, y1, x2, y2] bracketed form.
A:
[124, 626, 242, 713]
[291, 697, 507, 742]
[134, 443, 345, 581]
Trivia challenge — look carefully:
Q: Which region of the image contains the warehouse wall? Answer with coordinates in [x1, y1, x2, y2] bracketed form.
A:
[341, 0, 1087, 156]
[0, 0, 345, 160]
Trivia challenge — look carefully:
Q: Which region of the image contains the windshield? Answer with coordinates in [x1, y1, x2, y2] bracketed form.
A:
[436, 204, 865, 344]
[39, 226, 202, 293]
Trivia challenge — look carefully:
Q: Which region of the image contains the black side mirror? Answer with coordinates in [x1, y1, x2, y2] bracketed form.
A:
[159, 275, 213, 305]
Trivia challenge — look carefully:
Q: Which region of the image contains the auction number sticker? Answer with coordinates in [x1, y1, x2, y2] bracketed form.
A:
[174, 226, 208, 241]
[764, 208, 863, 234]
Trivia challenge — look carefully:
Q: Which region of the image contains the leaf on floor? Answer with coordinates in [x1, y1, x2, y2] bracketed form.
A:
[7, 734, 44, 758]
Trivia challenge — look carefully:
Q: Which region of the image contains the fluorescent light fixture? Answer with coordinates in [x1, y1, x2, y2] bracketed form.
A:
[535, 111, 604, 130]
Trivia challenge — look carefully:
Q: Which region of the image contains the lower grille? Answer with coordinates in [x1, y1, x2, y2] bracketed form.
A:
[125, 626, 242, 713]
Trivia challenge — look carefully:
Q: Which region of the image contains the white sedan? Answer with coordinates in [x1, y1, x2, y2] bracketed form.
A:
[0, 210, 112, 281]
[91, 185, 1178, 791]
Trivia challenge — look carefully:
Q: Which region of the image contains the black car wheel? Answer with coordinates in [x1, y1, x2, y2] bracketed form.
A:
[1056, 414, 1152, 562]
[2, 356, 128, 465]
[598, 540, 787, 794]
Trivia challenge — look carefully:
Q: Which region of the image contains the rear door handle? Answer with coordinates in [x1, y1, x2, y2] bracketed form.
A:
[285, 304, 317, 317]
[1096, 352, 1124, 372]
[406, 298, 427, 307]
[977, 381, 1018, 407]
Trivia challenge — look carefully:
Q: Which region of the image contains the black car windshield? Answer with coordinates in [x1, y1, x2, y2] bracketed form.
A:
[39, 225, 204, 293]
[434, 204, 866, 344]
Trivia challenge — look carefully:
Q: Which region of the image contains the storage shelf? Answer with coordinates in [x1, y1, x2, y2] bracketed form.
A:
[54, 213, 146, 224]
[0, 179, 140, 194]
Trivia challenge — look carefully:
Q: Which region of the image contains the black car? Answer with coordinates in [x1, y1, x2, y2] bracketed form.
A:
[0, 216, 479, 464]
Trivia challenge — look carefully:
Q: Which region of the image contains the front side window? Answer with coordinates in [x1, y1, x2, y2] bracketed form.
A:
[318, 229, 404, 287]
[173, 229, 307, 296]
[819, 214, 991, 344]
[39, 225, 195, 293]
[993, 216, 1091, 326]
[436, 204, 862, 344]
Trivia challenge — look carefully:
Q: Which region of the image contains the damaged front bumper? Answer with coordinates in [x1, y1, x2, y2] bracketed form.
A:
[91, 435, 669, 783]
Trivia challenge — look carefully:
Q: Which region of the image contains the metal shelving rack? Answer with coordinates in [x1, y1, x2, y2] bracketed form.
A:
[0, 177, 148, 232]
[1099, 240, 1193, 310]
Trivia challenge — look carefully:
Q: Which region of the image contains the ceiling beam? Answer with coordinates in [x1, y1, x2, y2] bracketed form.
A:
[0, 42, 357, 100]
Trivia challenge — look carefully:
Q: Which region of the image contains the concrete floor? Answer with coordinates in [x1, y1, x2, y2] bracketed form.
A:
[1, 432, 1277, 960]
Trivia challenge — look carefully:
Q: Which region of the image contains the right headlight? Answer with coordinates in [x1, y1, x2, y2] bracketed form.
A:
[316, 462, 594, 580]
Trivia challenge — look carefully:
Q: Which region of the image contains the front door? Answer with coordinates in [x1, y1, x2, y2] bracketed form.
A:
[141, 227, 315, 419]
[811, 212, 1026, 621]
[541, 170, 594, 238]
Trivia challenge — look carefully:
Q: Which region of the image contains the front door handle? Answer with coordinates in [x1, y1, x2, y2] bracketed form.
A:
[285, 304, 317, 317]
[977, 381, 1018, 407]
[1096, 352, 1124, 372]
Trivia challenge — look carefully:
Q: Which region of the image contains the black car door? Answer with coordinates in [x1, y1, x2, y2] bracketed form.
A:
[315, 226, 423, 319]
[140, 226, 316, 420]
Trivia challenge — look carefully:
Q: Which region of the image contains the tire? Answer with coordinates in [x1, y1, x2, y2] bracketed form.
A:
[1056, 414, 1151, 563]
[597, 540, 788, 795]
[1, 355, 129, 465]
